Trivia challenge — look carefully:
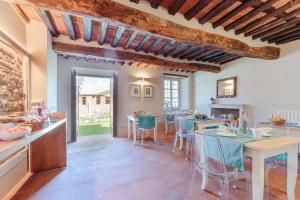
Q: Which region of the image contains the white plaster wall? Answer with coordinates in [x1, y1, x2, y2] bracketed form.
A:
[194, 41, 300, 122]
[57, 56, 190, 142]
[180, 78, 189, 110]
[0, 2, 26, 48]
[46, 36, 58, 110]
[26, 21, 48, 104]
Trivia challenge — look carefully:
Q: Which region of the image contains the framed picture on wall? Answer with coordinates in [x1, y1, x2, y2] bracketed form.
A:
[130, 85, 141, 98]
[144, 85, 153, 98]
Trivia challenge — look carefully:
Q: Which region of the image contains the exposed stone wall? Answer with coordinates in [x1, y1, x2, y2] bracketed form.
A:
[0, 39, 26, 115]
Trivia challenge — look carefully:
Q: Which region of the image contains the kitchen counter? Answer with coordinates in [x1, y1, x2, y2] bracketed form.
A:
[0, 119, 66, 161]
[0, 113, 67, 200]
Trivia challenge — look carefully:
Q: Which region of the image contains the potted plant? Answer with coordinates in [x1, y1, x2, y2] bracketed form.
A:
[210, 97, 215, 104]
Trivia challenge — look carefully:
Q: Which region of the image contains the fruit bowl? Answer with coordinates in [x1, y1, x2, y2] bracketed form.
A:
[0, 126, 31, 141]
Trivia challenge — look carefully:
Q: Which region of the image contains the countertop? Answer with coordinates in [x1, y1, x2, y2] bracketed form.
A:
[0, 118, 66, 161]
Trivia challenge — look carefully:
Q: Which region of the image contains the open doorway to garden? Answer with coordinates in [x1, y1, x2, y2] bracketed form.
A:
[77, 76, 112, 137]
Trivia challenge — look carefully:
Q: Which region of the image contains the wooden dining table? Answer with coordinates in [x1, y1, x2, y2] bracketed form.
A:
[199, 131, 300, 200]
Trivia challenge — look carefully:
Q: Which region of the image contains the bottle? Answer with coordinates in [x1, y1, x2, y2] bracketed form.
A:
[239, 111, 248, 133]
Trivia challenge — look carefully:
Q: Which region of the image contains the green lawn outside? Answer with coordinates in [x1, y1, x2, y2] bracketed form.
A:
[78, 114, 111, 136]
[78, 124, 112, 136]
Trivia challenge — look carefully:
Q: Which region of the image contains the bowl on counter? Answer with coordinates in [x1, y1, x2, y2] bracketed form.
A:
[0, 126, 31, 141]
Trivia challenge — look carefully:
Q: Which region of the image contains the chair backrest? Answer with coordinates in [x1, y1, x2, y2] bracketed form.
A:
[165, 114, 175, 122]
[178, 118, 195, 133]
[138, 115, 155, 129]
[193, 131, 228, 176]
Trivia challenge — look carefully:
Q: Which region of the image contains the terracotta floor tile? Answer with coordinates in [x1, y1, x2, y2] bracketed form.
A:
[12, 134, 300, 200]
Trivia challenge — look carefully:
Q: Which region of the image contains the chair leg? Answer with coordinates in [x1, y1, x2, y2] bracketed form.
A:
[141, 130, 144, 147]
[165, 123, 168, 134]
[172, 134, 178, 152]
[153, 129, 158, 143]
[179, 136, 183, 150]
[219, 176, 230, 200]
[265, 163, 272, 199]
[185, 165, 198, 200]
[185, 137, 190, 160]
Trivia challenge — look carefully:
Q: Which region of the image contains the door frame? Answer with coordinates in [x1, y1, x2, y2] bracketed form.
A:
[71, 71, 118, 142]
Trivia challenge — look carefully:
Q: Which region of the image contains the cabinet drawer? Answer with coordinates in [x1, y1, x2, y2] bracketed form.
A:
[0, 147, 29, 199]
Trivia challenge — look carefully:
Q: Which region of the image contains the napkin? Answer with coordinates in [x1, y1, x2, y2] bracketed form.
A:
[250, 127, 272, 137]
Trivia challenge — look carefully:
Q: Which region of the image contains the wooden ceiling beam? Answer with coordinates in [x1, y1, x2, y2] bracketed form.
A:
[254, 17, 300, 40]
[111, 26, 125, 47]
[235, 2, 294, 35]
[213, 1, 253, 28]
[52, 42, 220, 72]
[62, 14, 76, 40]
[267, 25, 300, 43]
[198, 0, 238, 25]
[245, 7, 300, 37]
[83, 18, 92, 42]
[36, 9, 58, 37]
[178, 46, 199, 59]
[8, 0, 279, 59]
[173, 45, 196, 58]
[184, 0, 210, 20]
[99, 21, 109, 45]
[9, 4, 30, 24]
[195, 50, 216, 61]
[168, 0, 186, 15]
[145, 37, 164, 53]
[275, 34, 300, 44]
[155, 40, 176, 55]
[166, 43, 187, 57]
[220, 55, 241, 64]
[202, 52, 226, 62]
[211, 54, 236, 63]
[185, 48, 204, 60]
[135, 34, 152, 51]
[124, 30, 137, 49]
[150, 0, 163, 9]
[224, 0, 279, 31]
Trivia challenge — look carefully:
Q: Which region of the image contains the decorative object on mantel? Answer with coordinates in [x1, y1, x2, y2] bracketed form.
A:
[210, 97, 215, 104]
[143, 85, 153, 98]
[130, 85, 141, 98]
[216, 77, 237, 98]
[0, 36, 29, 115]
[210, 104, 245, 119]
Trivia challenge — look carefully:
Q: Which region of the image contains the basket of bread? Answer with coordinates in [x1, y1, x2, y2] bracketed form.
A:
[270, 115, 286, 126]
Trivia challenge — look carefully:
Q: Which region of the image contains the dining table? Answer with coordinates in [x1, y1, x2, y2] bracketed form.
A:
[127, 114, 158, 145]
[199, 128, 300, 200]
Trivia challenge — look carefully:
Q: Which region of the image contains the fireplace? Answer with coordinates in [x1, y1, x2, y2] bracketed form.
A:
[210, 104, 245, 119]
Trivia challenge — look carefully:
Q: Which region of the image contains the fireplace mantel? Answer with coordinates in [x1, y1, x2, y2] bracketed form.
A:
[209, 104, 246, 118]
[210, 104, 245, 110]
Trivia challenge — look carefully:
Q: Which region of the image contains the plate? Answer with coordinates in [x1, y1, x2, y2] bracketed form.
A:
[216, 131, 237, 137]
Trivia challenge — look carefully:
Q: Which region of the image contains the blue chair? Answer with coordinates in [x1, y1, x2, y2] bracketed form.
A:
[172, 118, 195, 159]
[165, 114, 175, 134]
[138, 115, 157, 147]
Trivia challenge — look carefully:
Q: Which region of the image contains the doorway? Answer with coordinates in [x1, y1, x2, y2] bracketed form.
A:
[77, 76, 112, 137]
[71, 70, 118, 142]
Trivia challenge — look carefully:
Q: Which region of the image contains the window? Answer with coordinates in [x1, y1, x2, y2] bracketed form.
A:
[164, 78, 179, 109]
[105, 96, 110, 104]
[82, 96, 86, 105]
[96, 96, 101, 105]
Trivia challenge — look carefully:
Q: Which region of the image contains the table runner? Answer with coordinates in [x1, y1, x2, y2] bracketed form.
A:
[202, 130, 285, 171]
